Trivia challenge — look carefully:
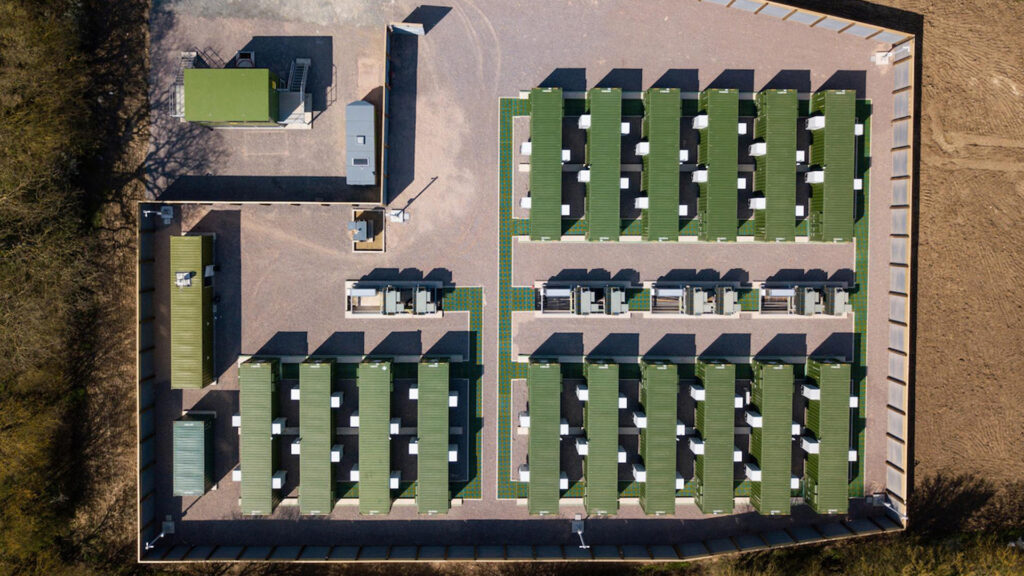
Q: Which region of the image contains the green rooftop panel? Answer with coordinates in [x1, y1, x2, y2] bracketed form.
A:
[299, 359, 335, 515]
[585, 88, 622, 241]
[694, 360, 735, 514]
[808, 90, 856, 242]
[184, 68, 280, 125]
[750, 361, 794, 515]
[753, 90, 798, 242]
[697, 89, 739, 242]
[417, 359, 451, 514]
[528, 361, 562, 515]
[529, 88, 564, 241]
[583, 361, 619, 515]
[641, 88, 681, 241]
[639, 361, 678, 514]
[170, 235, 214, 389]
[239, 358, 280, 515]
[358, 360, 393, 515]
[804, 358, 851, 514]
[172, 414, 214, 497]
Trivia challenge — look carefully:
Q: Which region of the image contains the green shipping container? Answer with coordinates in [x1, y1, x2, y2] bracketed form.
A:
[173, 414, 214, 496]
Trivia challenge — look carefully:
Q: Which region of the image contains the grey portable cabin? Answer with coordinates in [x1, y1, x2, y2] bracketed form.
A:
[346, 101, 377, 186]
[173, 414, 215, 496]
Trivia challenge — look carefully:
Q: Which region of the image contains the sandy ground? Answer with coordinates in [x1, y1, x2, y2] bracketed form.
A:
[883, 0, 1024, 486]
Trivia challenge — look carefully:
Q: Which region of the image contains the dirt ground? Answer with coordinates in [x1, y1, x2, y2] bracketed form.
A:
[876, 0, 1024, 487]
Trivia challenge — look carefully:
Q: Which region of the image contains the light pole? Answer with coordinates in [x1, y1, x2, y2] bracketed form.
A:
[572, 514, 589, 549]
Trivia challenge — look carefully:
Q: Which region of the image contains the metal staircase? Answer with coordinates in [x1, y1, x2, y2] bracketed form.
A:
[287, 58, 309, 95]
[169, 51, 196, 118]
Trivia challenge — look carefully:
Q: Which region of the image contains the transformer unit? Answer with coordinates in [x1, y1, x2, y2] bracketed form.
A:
[684, 286, 714, 315]
[825, 286, 852, 316]
[794, 286, 824, 316]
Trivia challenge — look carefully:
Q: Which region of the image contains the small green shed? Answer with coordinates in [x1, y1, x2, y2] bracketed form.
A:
[173, 414, 215, 496]
[184, 68, 280, 126]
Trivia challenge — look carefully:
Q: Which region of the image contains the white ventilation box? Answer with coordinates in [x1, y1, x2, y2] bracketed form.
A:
[449, 445, 459, 463]
[520, 142, 532, 155]
[620, 177, 630, 190]
[735, 395, 744, 409]
[801, 384, 821, 401]
[688, 438, 704, 455]
[801, 436, 820, 454]
[737, 177, 747, 189]
[519, 196, 532, 209]
[518, 464, 530, 482]
[635, 141, 650, 156]
[577, 169, 591, 183]
[559, 418, 569, 436]
[575, 384, 589, 401]
[578, 114, 592, 129]
[692, 114, 708, 129]
[449, 391, 459, 408]
[792, 422, 802, 436]
[408, 384, 419, 400]
[749, 197, 766, 210]
[620, 121, 630, 135]
[575, 437, 589, 456]
[561, 149, 571, 163]
[679, 204, 689, 216]
[559, 472, 569, 490]
[849, 449, 859, 462]
[331, 445, 343, 462]
[618, 393, 627, 409]
[855, 123, 864, 136]
[389, 471, 400, 490]
[749, 142, 767, 156]
[232, 466, 242, 482]
[796, 150, 806, 163]
[408, 438, 418, 455]
[232, 413, 241, 428]
[745, 463, 761, 481]
[692, 170, 708, 183]
[791, 476, 801, 490]
[618, 446, 627, 463]
[850, 395, 859, 408]
[745, 410, 763, 428]
[796, 205, 806, 217]
[737, 122, 748, 135]
[676, 473, 686, 490]
[272, 471, 287, 490]
[632, 463, 647, 482]
[734, 449, 743, 462]
[676, 420, 688, 436]
[389, 418, 401, 436]
[290, 386, 300, 401]
[806, 170, 825, 184]
[561, 204, 571, 216]
[854, 178, 863, 191]
[331, 391, 343, 408]
[632, 411, 648, 429]
[271, 417, 286, 435]
[349, 465, 360, 481]
[634, 197, 650, 209]
[291, 438, 301, 455]
[689, 385, 705, 401]
[806, 116, 826, 131]
[349, 411, 360, 427]
[679, 149, 689, 163]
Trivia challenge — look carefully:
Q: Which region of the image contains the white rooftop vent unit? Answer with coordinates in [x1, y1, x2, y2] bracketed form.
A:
[271, 470, 287, 489]
[855, 123, 864, 136]
[389, 418, 401, 436]
[618, 446, 627, 463]
[620, 177, 630, 190]
[806, 170, 825, 184]
[749, 197, 767, 210]
[350, 464, 360, 481]
[575, 384, 589, 401]
[559, 472, 569, 490]
[749, 142, 767, 157]
[849, 449, 859, 462]
[801, 384, 821, 401]
[449, 445, 459, 463]
[734, 448, 743, 462]
[692, 114, 709, 130]
[449, 391, 459, 408]
[676, 420, 688, 436]
[634, 197, 650, 210]
[676, 473, 686, 490]
[390, 471, 401, 489]
[519, 196, 532, 209]
[174, 271, 193, 288]
[560, 418, 570, 436]
[806, 116, 826, 131]
[271, 417, 286, 435]
[791, 476, 801, 490]
[561, 149, 571, 163]
[745, 410, 763, 428]
[349, 411, 360, 427]
[635, 141, 650, 156]
[737, 122, 748, 135]
[578, 114, 592, 129]
[290, 438, 301, 455]
[618, 393, 627, 409]
[689, 385, 705, 402]
[518, 464, 530, 482]
[575, 437, 589, 456]
[631, 463, 647, 482]
[520, 141, 532, 155]
[408, 384, 419, 400]
[290, 386, 301, 401]
[577, 169, 591, 183]
[679, 149, 689, 163]
[679, 204, 688, 216]
[331, 445, 343, 462]
[408, 438, 419, 454]
[632, 411, 648, 429]
[745, 463, 761, 482]
[796, 150, 806, 163]
[692, 170, 708, 183]
[801, 436, 820, 454]
[232, 466, 242, 482]
[854, 178, 863, 190]
[688, 438, 705, 455]
[620, 121, 631, 135]
[737, 177, 747, 190]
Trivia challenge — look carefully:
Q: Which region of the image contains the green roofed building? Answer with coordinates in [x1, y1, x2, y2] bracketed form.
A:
[239, 358, 280, 516]
[697, 89, 739, 242]
[584, 88, 622, 242]
[184, 68, 280, 126]
[808, 90, 856, 242]
[753, 89, 798, 242]
[583, 361, 619, 515]
[641, 88, 681, 242]
[299, 359, 335, 515]
[527, 360, 561, 515]
[172, 414, 214, 497]
[529, 87, 564, 241]
[416, 359, 451, 514]
[804, 358, 851, 514]
[694, 360, 735, 514]
[170, 235, 214, 389]
[639, 361, 677, 514]
[358, 360, 393, 515]
[749, 361, 794, 515]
